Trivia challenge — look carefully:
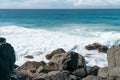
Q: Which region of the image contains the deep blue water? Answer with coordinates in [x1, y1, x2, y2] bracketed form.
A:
[0, 9, 120, 29]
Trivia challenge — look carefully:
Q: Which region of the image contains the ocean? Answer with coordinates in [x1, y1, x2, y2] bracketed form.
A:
[0, 9, 120, 67]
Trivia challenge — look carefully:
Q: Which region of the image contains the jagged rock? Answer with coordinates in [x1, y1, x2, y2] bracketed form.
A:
[73, 68, 87, 78]
[98, 67, 108, 78]
[88, 66, 100, 76]
[0, 37, 16, 80]
[82, 75, 106, 80]
[85, 43, 108, 53]
[24, 55, 34, 59]
[59, 51, 86, 72]
[11, 70, 33, 80]
[50, 53, 67, 64]
[35, 71, 79, 80]
[45, 48, 66, 60]
[98, 46, 108, 53]
[45, 62, 59, 72]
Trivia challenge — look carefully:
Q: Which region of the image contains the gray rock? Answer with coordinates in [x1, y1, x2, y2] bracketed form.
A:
[59, 51, 86, 72]
[35, 71, 78, 80]
[107, 45, 120, 70]
[82, 75, 106, 80]
[98, 67, 108, 78]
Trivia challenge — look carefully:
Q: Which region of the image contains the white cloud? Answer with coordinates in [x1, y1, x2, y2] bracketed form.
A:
[0, 0, 120, 9]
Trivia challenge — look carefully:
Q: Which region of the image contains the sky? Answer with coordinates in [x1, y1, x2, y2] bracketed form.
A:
[0, 0, 120, 9]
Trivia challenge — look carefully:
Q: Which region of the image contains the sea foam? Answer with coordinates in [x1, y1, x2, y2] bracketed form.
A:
[0, 25, 120, 67]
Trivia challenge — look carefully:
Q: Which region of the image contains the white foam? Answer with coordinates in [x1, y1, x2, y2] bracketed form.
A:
[0, 25, 120, 67]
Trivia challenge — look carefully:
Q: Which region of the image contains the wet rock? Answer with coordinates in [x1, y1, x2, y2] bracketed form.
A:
[98, 46, 108, 53]
[59, 51, 86, 72]
[0, 37, 16, 80]
[24, 55, 34, 59]
[73, 68, 87, 78]
[88, 65, 100, 76]
[85, 44, 96, 50]
[45, 48, 66, 60]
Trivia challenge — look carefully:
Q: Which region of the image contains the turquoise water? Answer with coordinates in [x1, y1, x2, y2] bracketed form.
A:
[0, 9, 120, 31]
[0, 9, 120, 66]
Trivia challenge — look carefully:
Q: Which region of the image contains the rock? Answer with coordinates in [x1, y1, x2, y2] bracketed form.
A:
[73, 68, 87, 78]
[14, 64, 19, 69]
[0, 37, 16, 80]
[107, 45, 120, 70]
[85, 44, 96, 50]
[88, 66, 100, 76]
[50, 53, 67, 63]
[85, 43, 108, 53]
[98, 46, 108, 53]
[45, 62, 59, 71]
[108, 67, 120, 79]
[18, 61, 45, 73]
[98, 67, 108, 78]
[93, 43, 102, 49]
[82, 75, 106, 80]
[59, 51, 86, 72]
[45, 48, 66, 60]
[24, 55, 34, 59]
[35, 71, 78, 80]
[11, 69, 33, 80]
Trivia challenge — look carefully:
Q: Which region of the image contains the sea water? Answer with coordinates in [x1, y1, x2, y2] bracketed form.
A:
[0, 9, 120, 67]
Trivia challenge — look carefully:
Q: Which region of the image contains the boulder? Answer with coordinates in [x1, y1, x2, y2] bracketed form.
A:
[24, 55, 34, 59]
[18, 61, 45, 73]
[45, 62, 59, 71]
[50, 53, 67, 63]
[85, 43, 108, 53]
[73, 68, 87, 78]
[82, 75, 106, 80]
[0, 37, 16, 80]
[107, 67, 120, 80]
[87, 66, 100, 76]
[98, 46, 108, 53]
[35, 71, 79, 80]
[45, 48, 66, 60]
[59, 51, 86, 72]
[11, 69, 33, 80]
[107, 45, 120, 70]
[85, 44, 96, 50]
[98, 67, 108, 78]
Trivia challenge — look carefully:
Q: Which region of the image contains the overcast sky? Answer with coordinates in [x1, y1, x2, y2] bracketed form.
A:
[0, 0, 120, 9]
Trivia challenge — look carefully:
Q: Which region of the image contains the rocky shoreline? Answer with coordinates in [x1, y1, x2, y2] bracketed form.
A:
[0, 37, 120, 80]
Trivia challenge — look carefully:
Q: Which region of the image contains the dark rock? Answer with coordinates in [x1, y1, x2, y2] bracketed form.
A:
[24, 55, 34, 59]
[85, 43, 108, 53]
[85, 44, 96, 50]
[0, 37, 16, 80]
[98, 46, 108, 53]
[73, 68, 87, 78]
[45, 48, 66, 60]
[88, 65, 100, 76]
[59, 51, 86, 72]
[11, 69, 33, 80]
